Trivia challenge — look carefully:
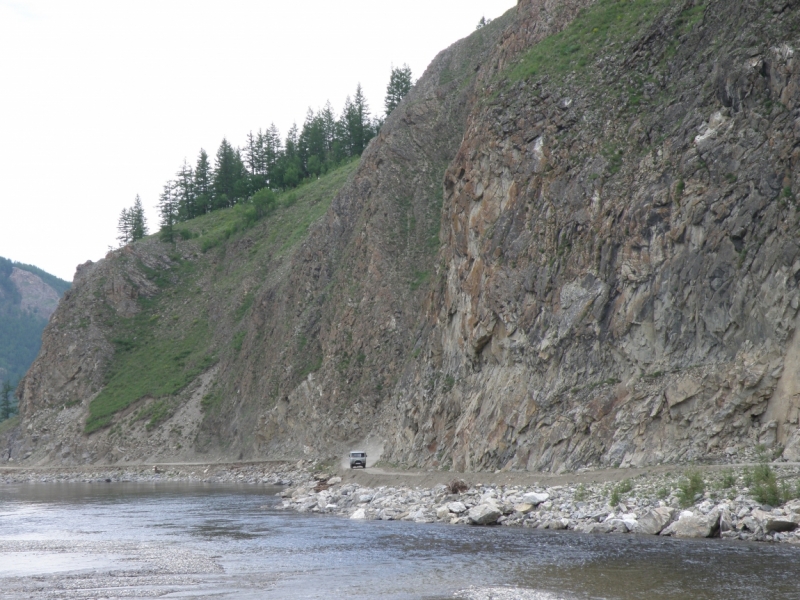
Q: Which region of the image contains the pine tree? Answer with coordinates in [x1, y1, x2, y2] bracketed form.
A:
[117, 207, 132, 247]
[384, 64, 413, 116]
[158, 183, 178, 242]
[213, 138, 247, 208]
[130, 195, 148, 241]
[1, 379, 14, 421]
[342, 84, 374, 157]
[194, 149, 212, 215]
[264, 123, 282, 187]
[175, 161, 196, 220]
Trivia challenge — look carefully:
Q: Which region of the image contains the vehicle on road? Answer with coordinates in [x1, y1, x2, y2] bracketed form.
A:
[349, 451, 367, 469]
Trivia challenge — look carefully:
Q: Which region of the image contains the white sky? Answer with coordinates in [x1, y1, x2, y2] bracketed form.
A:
[0, 0, 516, 281]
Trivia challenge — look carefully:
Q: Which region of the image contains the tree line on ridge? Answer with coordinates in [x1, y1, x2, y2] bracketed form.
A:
[117, 65, 414, 246]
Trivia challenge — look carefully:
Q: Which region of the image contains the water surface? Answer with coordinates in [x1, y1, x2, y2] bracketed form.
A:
[0, 482, 797, 599]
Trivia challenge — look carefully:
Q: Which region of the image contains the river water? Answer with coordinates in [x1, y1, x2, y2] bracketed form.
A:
[0, 482, 798, 599]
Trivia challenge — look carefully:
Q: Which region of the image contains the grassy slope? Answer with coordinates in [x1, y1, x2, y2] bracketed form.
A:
[85, 160, 358, 433]
[507, 0, 703, 82]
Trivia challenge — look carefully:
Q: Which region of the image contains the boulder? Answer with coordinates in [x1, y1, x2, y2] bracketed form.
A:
[662, 510, 720, 538]
[513, 503, 535, 514]
[522, 492, 550, 505]
[447, 501, 467, 514]
[327, 476, 342, 485]
[719, 507, 734, 533]
[436, 506, 451, 520]
[765, 519, 799, 533]
[350, 508, 367, 520]
[636, 507, 675, 535]
[468, 503, 503, 525]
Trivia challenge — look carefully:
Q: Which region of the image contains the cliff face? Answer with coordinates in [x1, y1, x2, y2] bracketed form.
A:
[382, 0, 800, 471]
[11, 0, 800, 471]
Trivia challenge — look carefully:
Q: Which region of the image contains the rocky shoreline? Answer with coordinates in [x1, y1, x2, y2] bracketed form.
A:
[4, 461, 800, 545]
[278, 464, 800, 545]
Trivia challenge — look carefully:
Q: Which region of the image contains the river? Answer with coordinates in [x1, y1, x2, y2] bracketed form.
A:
[0, 482, 797, 599]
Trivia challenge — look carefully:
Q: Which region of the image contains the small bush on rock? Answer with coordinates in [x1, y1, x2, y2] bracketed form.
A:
[610, 479, 633, 506]
[677, 469, 705, 508]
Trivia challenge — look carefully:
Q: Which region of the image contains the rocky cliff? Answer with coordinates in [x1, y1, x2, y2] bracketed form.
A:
[10, 0, 800, 472]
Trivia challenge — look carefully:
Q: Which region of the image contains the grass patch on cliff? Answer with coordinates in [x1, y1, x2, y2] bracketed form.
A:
[0, 415, 19, 436]
[507, 0, 674, 82]
[86, 312, 215, 433]
[190, 159, 358, 253]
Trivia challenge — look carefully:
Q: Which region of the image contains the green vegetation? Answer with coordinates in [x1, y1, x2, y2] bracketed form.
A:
[575, 483, 588, 501]
[744, 459, 799, 506]
[190, 159, 358, 254]
[677, 468, 705, 507]
[231, 331, 245, 353]
[86, 303, 215, 433]
[1, 379, 15, 420]
[719, 469, 737, 489]
[410, 270, 430, 291]
[0, 256, 70, 401]
[610, 478, 633, 506]
[117, 195, 148, 246]
[385, 64, 414, 117]
[90, 159, 356, 433]
[508, 0, 674, 82]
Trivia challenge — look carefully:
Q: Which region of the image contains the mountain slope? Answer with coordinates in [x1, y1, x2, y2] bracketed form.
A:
[0, 257, 69, 385]
[10, 0, 800, 472]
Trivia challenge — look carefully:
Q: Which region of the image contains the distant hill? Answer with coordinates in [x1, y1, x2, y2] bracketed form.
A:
[0, 256, 70, 385]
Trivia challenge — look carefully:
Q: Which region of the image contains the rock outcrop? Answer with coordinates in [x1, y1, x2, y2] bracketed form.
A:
[9, 0, 800, 472]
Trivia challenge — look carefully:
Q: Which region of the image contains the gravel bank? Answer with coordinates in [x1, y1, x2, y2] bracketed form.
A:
[279, 464, 800, 544]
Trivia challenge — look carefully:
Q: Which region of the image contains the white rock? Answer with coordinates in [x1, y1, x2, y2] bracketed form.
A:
[436, 506, 451, 520]
[523, 492, 550, 505]
[448, 501, 468, 514]
[636, 507, 675, 535]
[663, 509, 720, 538]
[350, 508, 367, 520]
[327, 477, 342, 485]
[468, 503, 503, 525]
[358, 494, 373, 503]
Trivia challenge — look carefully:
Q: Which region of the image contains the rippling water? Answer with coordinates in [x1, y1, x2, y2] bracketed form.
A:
[0, 482, 798, 599]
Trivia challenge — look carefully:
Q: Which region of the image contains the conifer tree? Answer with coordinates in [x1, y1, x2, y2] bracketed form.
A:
[384, 64, 413, 116]
[213, 138, 247, 208]
[158, 183, 178, 242]
[264, 124, 282, 186]
[117, 207, 132, 246]
[130, 195, 148, 241]
[194, 149, 212, 215]
[342, 84, 373, 156]
[1, 379, 14, 421]
[175, 161, 196, 220]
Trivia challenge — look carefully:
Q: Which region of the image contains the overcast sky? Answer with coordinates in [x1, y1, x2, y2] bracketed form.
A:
[0, 0, 516, 281]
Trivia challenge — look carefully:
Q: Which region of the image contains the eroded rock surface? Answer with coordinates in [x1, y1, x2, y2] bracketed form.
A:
[9, 0, 800, 473]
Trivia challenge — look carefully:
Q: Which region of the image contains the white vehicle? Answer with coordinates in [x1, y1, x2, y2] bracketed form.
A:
[349, 451, 367, 469]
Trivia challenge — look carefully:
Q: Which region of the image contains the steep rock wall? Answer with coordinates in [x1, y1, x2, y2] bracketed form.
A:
[383, 0, 800, 471]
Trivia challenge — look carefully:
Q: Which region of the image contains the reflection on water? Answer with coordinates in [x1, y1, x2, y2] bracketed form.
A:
[0, 481, 798, 599]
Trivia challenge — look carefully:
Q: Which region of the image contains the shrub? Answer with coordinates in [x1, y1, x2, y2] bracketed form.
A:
[677, 469, 705, 507]
[610, 479, 633, 506]
[575, 484, 587, 501]
[719, 469, 737, 489]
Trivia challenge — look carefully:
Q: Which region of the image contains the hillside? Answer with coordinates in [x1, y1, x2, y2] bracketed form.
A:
[8, 0, 800, 472]
[0, 257, 69, 386]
